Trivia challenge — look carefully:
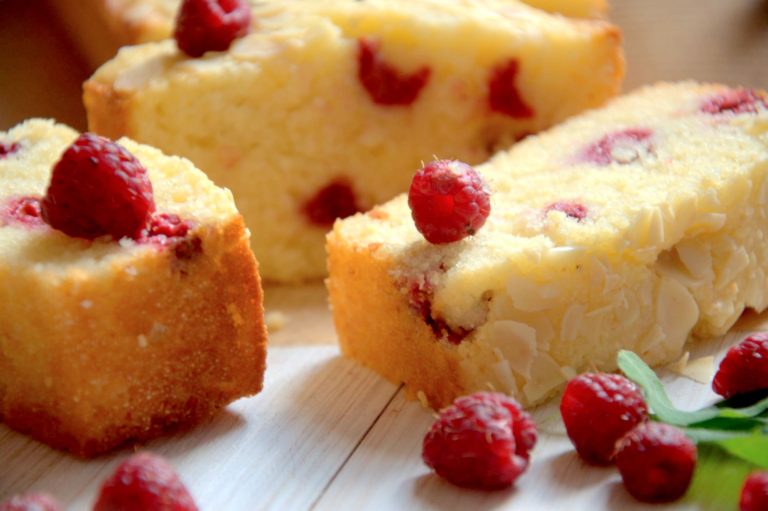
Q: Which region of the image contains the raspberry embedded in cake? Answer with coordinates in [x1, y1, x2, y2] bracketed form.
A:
[302, 179, 361, 227]
[1, 196, 44, 228]
[488, 59, 534, 118]
[0, 141, 20, 158]
[578, 127, 654, 165]
[174, 0, 252, 58]
[546, 201, 588, 221]
[407, 275, 470, 345]
[357, 38, 431, 106]
[41, 132, 155, 241]
[701, 88, 768, 115]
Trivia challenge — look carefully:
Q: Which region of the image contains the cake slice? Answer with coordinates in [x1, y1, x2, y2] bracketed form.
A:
[83, 0, 624, 282]
[51, 0, 609, 68]
[327, 83, 768, 408]
[0, 119, 267, 456]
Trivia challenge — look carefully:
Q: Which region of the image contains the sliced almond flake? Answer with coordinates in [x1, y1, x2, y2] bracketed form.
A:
[416, 391, 430, 409]
[680, 356, 715, 384]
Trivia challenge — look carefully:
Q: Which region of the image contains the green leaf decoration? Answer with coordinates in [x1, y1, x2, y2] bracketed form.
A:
[617, 350, 718, 425]
[617, 350, 768, 428]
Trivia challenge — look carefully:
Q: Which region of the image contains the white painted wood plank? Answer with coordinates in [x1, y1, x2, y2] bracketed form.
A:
[314, 332, 751, 511]
[0, 346, 399, 510]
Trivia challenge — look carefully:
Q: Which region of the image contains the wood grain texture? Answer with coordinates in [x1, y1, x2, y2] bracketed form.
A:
[0, 343, 399, 509]
[1, 0, 767, 509]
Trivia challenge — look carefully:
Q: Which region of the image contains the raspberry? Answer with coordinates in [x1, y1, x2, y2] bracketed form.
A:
[0, 141, 20, 158]
[740, 471, 768, 511]
[545, 201, 588, 221]
[408, 160, 491, 244]
[615, 422, 696, 503]
[0, 493, 61, 511]
[41, 133, 154, 240]
[357, 38, 431, 106]
[174, 0, 251, 58]
[302, 179, 361, 227]
[701, 88, 768, 115]
[1, 196, 44, 227]
[560, 373, 649, 465]
[488, 59, 534, 118]
[579, 128, 654, 166]
[145, 212, 191, 240]
[94, 452, 198, 511]
[407, 278, 469, 344]
[422, 392, 537, 490]
[712, 333, 768, 398]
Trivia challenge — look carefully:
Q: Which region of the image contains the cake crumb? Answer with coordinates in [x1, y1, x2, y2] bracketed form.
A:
[227, 304, 245, 327]
[137, 334, 148, 349]
[80, 299, 93, 309]
[265, 310, 287, 332]
[417, 390, 429, 409]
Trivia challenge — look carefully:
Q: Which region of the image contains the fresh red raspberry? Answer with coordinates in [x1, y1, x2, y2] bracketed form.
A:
[488, 59, 534, 118]
[174, 0, 251, 58]
[0, 141, 20, 158]
[302, 179, 361, 227]
[560, 373, 649, 465]
[701, 88, 768, 115]
[545, 201, 588, 221]
[615, 422, 696, 503]
[408, 160, 491, 244]
[41, 133, 154, 240]
[1, 196, 44, 227]
[94, 452, 198, 511]
[357, 38, 431, 106]
[0, 493, 61, 511]
[579, 128, 654, 166]
[422, 392, 537, 490]
[740, 471, 768, 511]
[713, 334, 768, 398]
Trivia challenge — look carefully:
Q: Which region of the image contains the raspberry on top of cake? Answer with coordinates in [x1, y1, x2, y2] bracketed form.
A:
[0, 119, 266, 456]
[84, 0, 624, 282]
[327, 82, 768, 408]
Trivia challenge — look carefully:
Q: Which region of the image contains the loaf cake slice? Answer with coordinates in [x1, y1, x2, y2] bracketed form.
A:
[84, 0, 624, 282]
[52, 0, 609, 68]
[327, 82, 768, 408]
[0, 119, 267, 456]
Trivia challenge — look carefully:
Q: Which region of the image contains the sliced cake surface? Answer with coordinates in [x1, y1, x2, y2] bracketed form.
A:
[327, 82, 768, 408]
[0, 119, 267, 456]
[84, 0, 624, 282]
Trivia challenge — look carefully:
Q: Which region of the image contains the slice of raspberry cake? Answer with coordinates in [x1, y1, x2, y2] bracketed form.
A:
[327, 82, 768, 408]
[53, 0, 608, 67]
[0, 119, 267, 456]
[83, 0, 624, 282]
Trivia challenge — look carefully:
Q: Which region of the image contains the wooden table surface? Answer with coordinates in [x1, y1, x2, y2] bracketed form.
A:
[1, 1, 767, 509]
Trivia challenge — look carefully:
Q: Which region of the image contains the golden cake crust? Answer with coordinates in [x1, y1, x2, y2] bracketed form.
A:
[327, 225, 465, 408]
[0, 119, 267, 457]
[0, 216, 266, 457]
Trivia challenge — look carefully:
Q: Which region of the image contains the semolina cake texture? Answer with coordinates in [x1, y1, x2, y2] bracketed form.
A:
[84, 0, 624, 282]
[327, 82, 768, 408]
[0, 119, 267, 456]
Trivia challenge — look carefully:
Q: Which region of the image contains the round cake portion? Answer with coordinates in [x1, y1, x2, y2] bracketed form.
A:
[84, 0, 624, 282]
[327, 82, 768, 408]
[0, 119, 267, 456]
